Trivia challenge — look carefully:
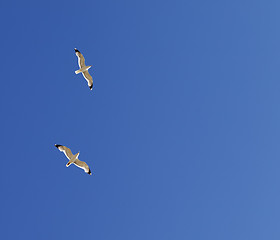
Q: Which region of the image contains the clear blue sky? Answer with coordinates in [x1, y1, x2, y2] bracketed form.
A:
[0, 0, 280, 239]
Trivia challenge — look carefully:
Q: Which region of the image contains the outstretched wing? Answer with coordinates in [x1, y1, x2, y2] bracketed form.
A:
[75, 48, 86, 69]
[73, 159, 92, 175]
[82, 71, 94, 90]
[55, 144, 74, 160]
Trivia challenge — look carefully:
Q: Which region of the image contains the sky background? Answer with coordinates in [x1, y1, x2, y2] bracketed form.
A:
[0, 0, 280, 239]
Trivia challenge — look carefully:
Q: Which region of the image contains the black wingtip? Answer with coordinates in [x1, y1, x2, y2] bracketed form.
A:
[88, 169, 92, 175]
[74, 48, 80, 53]
[55, 144, 62, 148]
[89, 85, 93, 90]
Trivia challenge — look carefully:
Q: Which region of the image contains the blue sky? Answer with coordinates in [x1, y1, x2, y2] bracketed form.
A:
[1, 0, 280, 239]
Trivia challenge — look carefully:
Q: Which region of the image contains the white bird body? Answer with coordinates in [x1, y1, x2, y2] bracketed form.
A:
[66, 152, 80, 166]
[55, 144, 92, 175]
[75, 65, 92, 74]
[74, 48, 94, 90]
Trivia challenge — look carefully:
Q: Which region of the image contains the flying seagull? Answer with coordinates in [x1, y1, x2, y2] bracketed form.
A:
[55, 144, 92, 175]
[74, 48, 94, 90]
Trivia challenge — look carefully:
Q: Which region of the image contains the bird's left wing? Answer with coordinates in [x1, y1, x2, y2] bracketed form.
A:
[73, 159, 92, 175]
[75, 48, 86, 69]
[82, 71, 94, 90]
[55, 144, 74, 160]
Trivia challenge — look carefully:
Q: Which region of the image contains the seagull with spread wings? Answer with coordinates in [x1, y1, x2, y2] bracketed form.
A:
[55, 144, 92, 175]
[74, 48, 94, 90]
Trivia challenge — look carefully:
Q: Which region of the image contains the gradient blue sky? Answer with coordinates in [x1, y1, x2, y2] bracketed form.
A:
[1, 0, 280, 239]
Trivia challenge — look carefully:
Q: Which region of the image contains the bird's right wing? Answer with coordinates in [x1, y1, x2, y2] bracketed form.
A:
[73, 159, 92, 175]
[82, 71, 94, 90]
[75, 49, 86, 68]
[55, 144, 74, 160]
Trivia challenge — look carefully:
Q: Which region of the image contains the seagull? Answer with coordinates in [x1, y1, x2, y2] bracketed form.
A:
[55, 144, 92, 175]
[74, 48, 94, 90]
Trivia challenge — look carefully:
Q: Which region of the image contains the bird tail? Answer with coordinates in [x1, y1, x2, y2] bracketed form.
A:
[73, 152, 80, 159]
